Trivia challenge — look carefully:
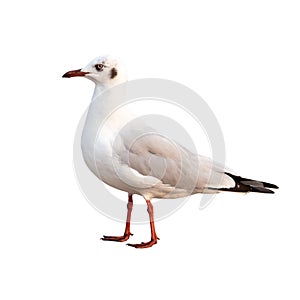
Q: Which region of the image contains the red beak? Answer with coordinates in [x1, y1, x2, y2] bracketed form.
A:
[62, 69, 89, 78]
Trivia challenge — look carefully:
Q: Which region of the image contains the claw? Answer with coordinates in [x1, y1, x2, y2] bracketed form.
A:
[127, 240, 158, 248]
[101, 233, 132, 242]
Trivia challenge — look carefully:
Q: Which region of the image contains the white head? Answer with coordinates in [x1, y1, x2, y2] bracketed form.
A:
[62, 55, 127, 87]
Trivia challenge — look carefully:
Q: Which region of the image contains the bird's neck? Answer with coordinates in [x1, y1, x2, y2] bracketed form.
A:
[92, 78, 127, 101]
[89, 80, 131, 118]
[92, 83, 111, 101]
[87, 79, 136, 133]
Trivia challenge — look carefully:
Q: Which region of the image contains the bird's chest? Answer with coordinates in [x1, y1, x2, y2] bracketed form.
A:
[81, 120, 115, 170]
[81, 123, 138, 193]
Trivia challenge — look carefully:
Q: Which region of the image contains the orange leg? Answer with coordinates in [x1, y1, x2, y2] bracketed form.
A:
[101, 194, 133, 242]
[127, 199, 159, 248]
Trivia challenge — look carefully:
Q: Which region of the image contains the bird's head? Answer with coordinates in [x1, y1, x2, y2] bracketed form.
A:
[62, 55, 127, 87]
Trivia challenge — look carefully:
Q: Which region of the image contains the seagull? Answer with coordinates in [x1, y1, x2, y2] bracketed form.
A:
[63, 55, 278, 248]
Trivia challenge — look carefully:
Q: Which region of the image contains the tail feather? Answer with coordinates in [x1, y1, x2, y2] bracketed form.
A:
[218, 172, 278, 194]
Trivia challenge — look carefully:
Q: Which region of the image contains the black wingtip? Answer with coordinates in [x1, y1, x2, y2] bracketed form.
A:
[263, 182, 279, 189]
[221, 172, 278, 194]
[251, 186, 275, 194]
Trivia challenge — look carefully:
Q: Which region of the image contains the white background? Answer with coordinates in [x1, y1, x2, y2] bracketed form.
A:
[1, 1, 299, 299]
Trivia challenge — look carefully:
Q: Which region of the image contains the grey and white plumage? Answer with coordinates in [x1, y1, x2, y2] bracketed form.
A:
[64, 55, 277, 198]
[63, 55, 278, 247]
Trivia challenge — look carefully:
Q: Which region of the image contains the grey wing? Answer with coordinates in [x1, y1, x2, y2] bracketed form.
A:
[116, 128, 235, 193]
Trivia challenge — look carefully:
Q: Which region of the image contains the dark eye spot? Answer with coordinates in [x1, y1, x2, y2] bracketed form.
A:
[110, 67, 118, 79]
[95, 64, 104, 71]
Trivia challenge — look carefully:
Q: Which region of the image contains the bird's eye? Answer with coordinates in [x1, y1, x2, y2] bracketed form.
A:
[95, 64, 104, 71]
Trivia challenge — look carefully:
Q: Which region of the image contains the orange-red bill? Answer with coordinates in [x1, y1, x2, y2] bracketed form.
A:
[62, 69, 89, 78]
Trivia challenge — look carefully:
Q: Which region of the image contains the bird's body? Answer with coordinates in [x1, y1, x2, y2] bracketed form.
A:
[81, 90, 236, 199]
[63, 55, 278, 248]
